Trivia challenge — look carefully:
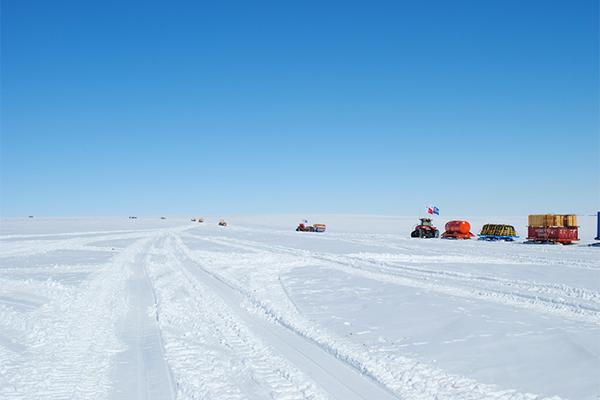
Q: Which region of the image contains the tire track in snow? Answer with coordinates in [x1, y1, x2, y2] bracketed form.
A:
[0, 236, 153, 400]
[216, 228, 598, 271]
[0, 225, 195, 259]
[170, 235, 400, 400]
[188, 235, 600, 325]
[175, 234, 556, 400]
[0, 231, 154, 258]
[110, 237, 176, 400]
[145, 235, 331, 400]
[322, 234, 600, 272]
[326, 254, 600, 311]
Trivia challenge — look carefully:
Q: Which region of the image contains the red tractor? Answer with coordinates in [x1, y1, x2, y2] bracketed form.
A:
[411, 218, 440, 238]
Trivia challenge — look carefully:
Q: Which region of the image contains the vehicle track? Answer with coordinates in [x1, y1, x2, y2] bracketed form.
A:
[0, 236, 153, 400]
[146, 237, 329, 399]
[187, 234, 600, 325]
[0, 225, 198, 259]
[176, 233, 555, 400]
[205, 227, 599, 271]
[164, 234, 400, 400]
[110, 238, 176, 400]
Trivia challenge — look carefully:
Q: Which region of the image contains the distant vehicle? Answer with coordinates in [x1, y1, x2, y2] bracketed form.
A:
[160, 216, 167, 220]
[191, 218, 196, 222]
[441, 220, 475, 240]
[197, 217, 205, 223]
[478, 224, 518, 241]
[296, 223, 326, 232]
[218, 219, 228, 227]
[128, 216, 138, 219]
[410, 218, 439, 238]
[28, 216, 34, 218]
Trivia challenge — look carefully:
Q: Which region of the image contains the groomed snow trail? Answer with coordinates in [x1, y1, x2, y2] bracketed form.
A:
[141, 234, 401, 400]
[168, 235, 400, 400]
[110, 239, 176, 400]
[0, 233, 156, 399]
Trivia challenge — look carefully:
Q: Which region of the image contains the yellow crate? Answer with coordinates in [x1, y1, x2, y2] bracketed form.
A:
[528, 214, 550, 227]
[553, 215, 563, 226]
[528, 214, 577, 227]
[563, 215, 577, 227]
[528, 215, 538, 226]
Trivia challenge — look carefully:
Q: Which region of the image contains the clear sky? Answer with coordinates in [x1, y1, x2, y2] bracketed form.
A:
[1, 0, 598, 217]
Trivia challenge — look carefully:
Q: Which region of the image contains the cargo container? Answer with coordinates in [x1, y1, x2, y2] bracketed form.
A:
[478, 224, 518, 241]
[441, 220, 474, 239]
[527, 214, 579, 244]
[527, 226, 578, 244]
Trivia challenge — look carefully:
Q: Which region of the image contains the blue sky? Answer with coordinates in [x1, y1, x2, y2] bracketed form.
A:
[1, 0, 598, 217]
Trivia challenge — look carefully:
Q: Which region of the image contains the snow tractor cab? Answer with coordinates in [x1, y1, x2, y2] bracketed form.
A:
[441, 220, 475, 239]
[296, 223, 327, 232]
[410, 218, 439, 238]
[218, 219, 228, 227]
[478, 224, 518, 241]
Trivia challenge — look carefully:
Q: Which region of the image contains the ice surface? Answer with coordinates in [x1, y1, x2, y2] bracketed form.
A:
[0, 216, 598, 399]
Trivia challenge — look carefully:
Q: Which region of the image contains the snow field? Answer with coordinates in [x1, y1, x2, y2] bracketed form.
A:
[0, 216, 598, 399]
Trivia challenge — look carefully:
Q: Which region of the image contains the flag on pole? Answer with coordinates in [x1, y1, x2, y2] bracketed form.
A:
[427, 206, 440, 215]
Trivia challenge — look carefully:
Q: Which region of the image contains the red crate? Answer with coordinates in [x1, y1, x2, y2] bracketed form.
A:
[527, 226, 579, 244]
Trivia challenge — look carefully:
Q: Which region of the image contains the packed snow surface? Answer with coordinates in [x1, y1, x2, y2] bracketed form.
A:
[0, 215, 598, 400]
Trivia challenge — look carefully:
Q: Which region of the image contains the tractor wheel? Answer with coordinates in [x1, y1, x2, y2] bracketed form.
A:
[434, 230, 440, 238]
[411, 230, 418, 238]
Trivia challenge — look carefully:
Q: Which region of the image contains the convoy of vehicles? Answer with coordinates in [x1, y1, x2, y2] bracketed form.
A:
[179, 212, 599, 246]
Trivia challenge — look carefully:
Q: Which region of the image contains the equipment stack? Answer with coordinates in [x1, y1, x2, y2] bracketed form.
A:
[526, 214, 578, 244]
[478, 224, 518, 241]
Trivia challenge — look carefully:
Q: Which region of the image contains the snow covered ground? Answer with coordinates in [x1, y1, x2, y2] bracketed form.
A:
[0, 215, 598, 399]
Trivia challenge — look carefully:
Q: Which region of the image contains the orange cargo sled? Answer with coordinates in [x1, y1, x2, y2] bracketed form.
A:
[441, 220, 475, 239]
